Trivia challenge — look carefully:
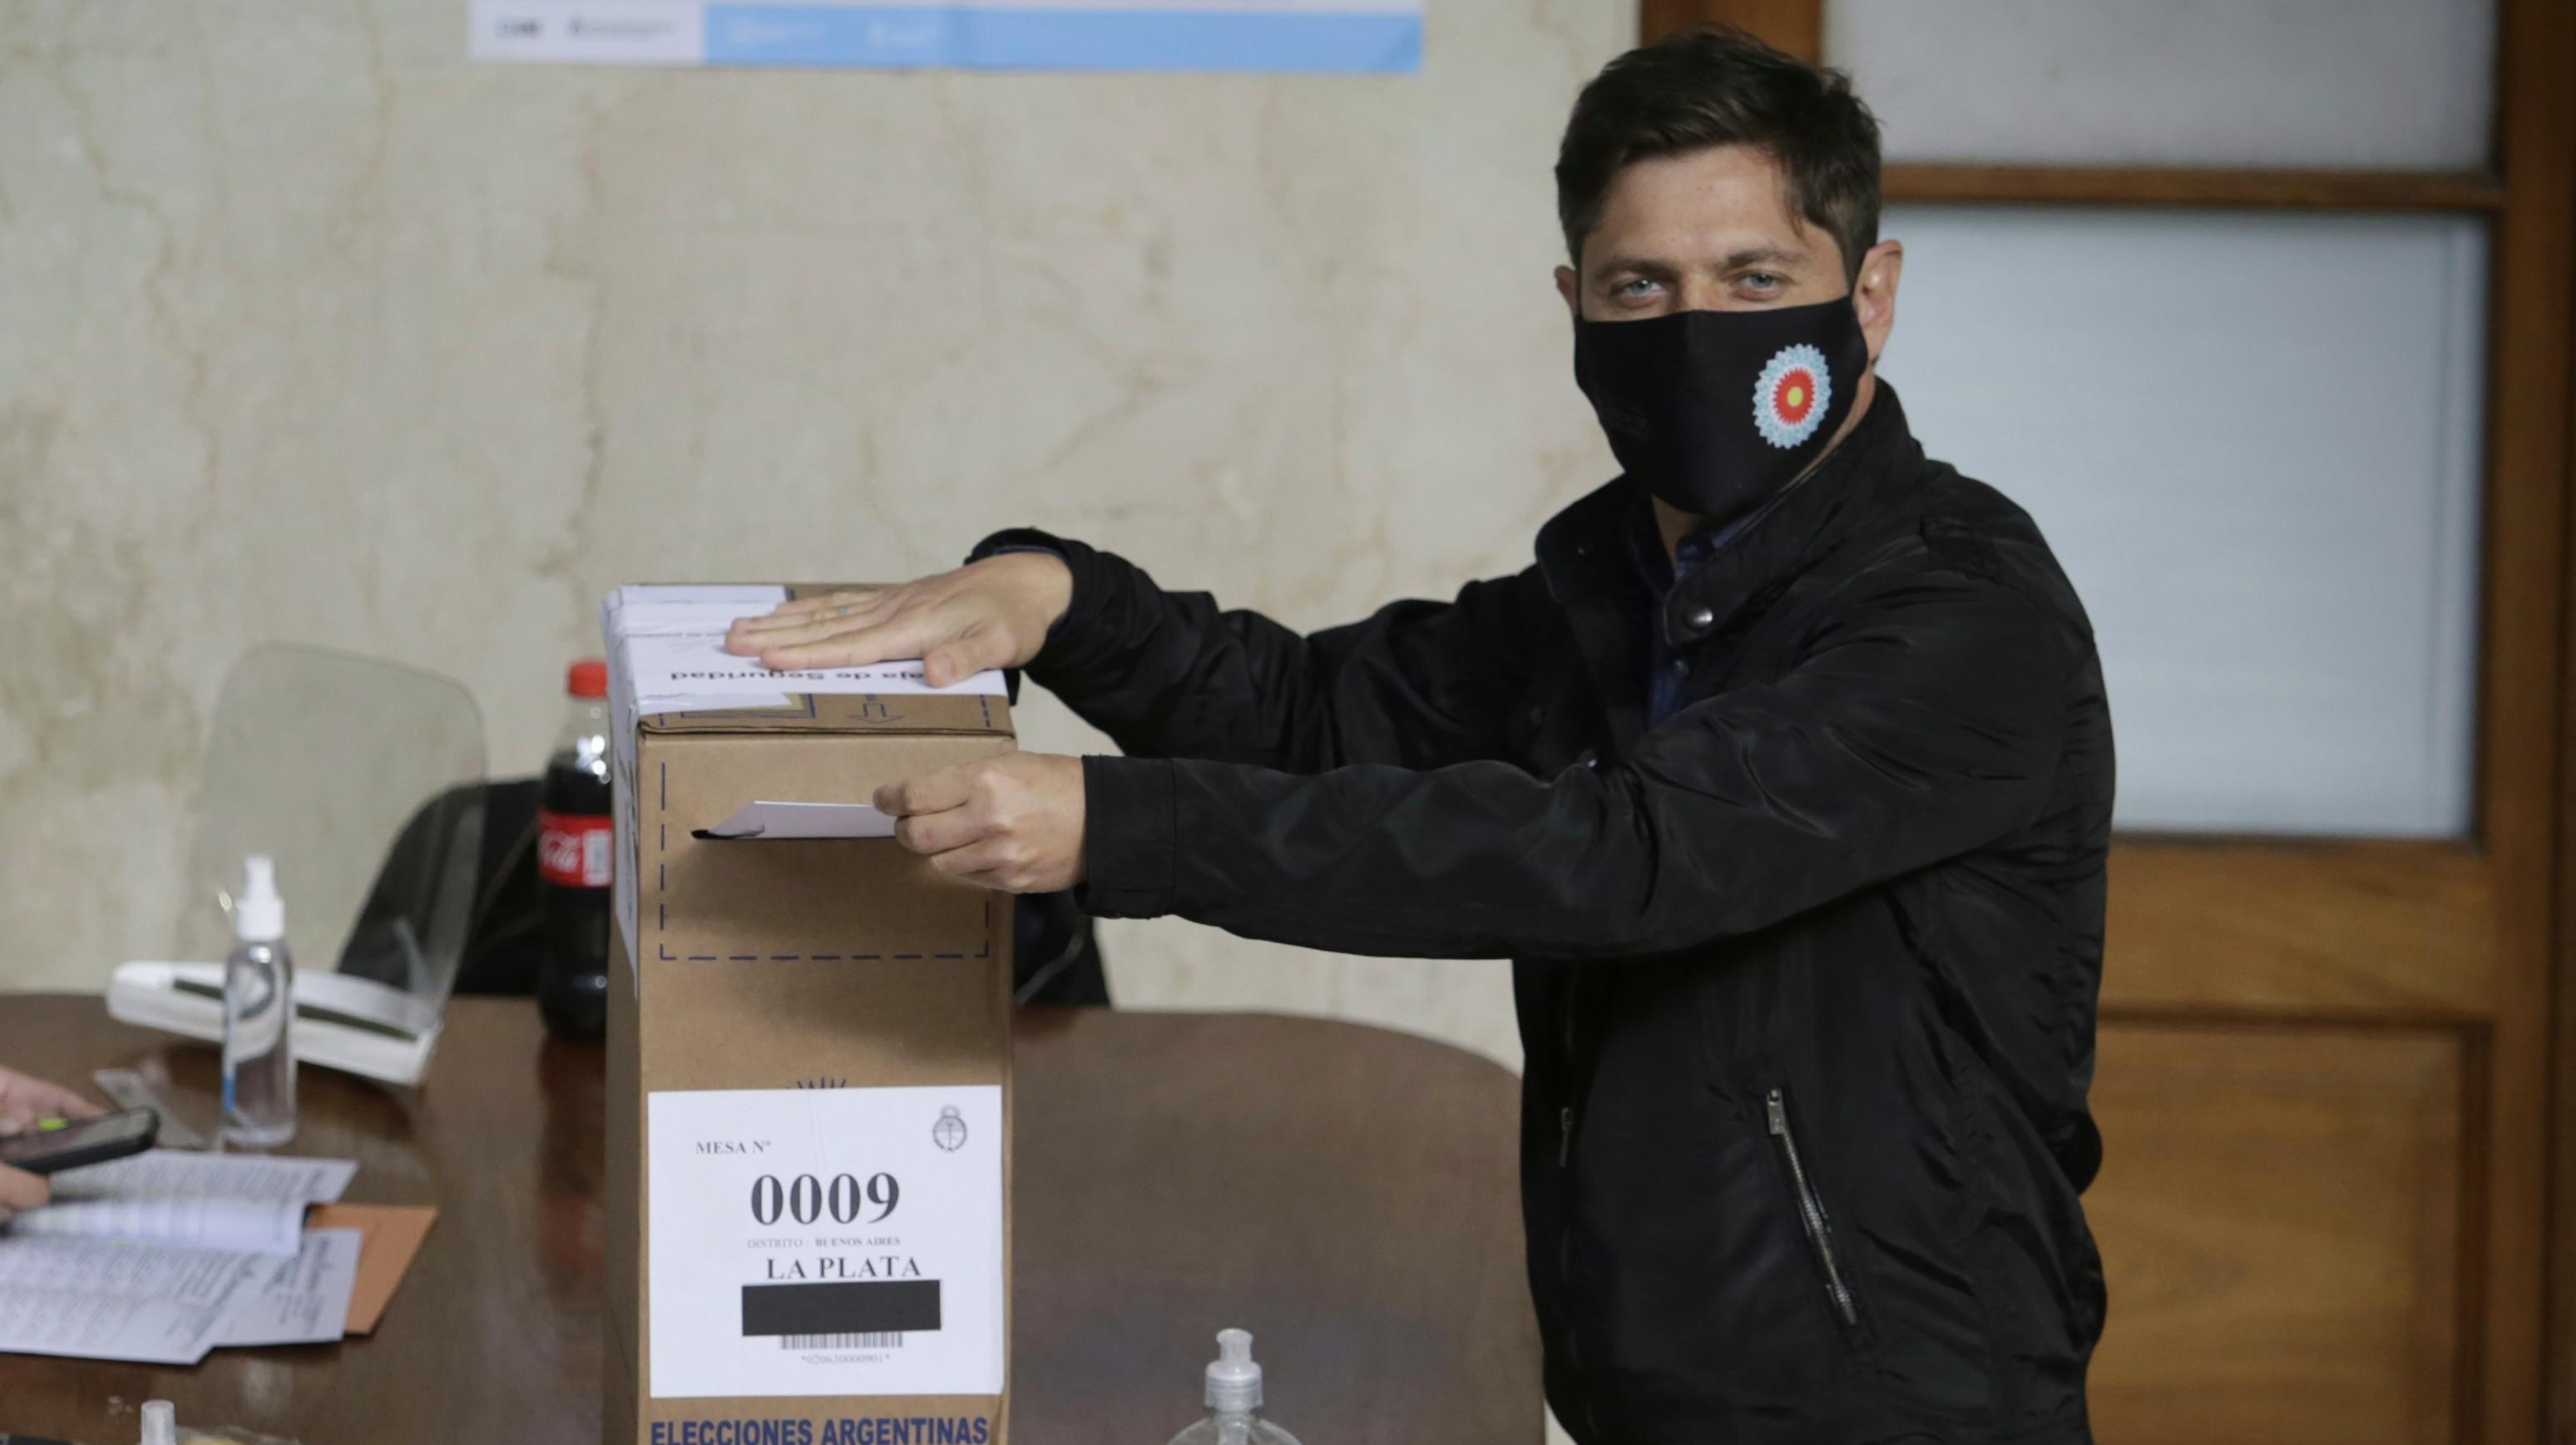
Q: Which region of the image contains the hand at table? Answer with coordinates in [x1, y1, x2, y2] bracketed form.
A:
[0, 1066, 101, 1220]
[0, 1065, 101, 1136]
[723, 552, 1074, 688]
[879, 752, 1087, 894]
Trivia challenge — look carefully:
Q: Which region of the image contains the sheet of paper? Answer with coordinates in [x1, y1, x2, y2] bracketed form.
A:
[605, 583, 1005, 714]
[0, 1236, 261, 1365]
[306, 1203, 438, 1334]
[212, 1228, 363, 1347]
[698, 801, 896, 840]
[13, 1150, 360, 1257]
[621, 630, 1006, 713]
[612, 583, 794, 611]
[50, 1149, 356, 1206]
[606, 587, 794, 637]
[9, 1198, 304, 1257]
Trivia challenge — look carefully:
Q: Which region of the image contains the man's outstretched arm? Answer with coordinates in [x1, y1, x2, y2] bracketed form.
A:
[729, 532, 1540, 774]
[877, 563, 2075, 956]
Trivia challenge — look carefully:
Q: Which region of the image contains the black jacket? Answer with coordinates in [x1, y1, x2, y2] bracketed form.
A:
[981, 385, 2113, 1443]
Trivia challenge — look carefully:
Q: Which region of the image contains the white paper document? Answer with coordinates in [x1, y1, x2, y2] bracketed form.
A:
[10, 1197, 308, 1257]
[698, 801, 897, 840]
[604, 583, 1006, 715]
[12, 1151, 358, 1257]
[646, 1086, 1006, 1399]
[606, 587, 793, 637]
[50, 1149, 358, 1207]
[0, 1235, 263, 1364]
[620, 630, 1007, 713]
[212, 1228, 363, 1347]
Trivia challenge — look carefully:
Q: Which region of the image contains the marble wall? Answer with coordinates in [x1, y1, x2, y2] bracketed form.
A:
[0, 0, 1630, 1073]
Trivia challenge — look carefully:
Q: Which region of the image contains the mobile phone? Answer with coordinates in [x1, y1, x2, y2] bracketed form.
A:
[0, 1107, 160, 1175]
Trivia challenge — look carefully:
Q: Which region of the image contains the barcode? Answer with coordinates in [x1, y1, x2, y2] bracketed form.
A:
[779, 1332, 903, 1349]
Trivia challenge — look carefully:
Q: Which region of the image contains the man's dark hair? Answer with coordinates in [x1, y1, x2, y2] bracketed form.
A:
[1555, 26, 1882, 282]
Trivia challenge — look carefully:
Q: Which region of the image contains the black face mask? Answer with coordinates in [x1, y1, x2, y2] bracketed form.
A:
[1573, 297, 1871, 527]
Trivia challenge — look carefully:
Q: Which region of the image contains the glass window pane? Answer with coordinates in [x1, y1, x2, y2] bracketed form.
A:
[1877, 207, 2485, 836]
[1827, 0, 2494, 171]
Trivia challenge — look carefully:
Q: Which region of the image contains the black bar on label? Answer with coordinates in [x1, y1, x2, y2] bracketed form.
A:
[740, 1279, 943, 1337]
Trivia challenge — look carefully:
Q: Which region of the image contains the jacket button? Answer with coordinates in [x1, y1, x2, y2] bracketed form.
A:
[1687, 606, 1716, 631]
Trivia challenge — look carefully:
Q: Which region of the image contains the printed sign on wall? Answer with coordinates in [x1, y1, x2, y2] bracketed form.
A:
[469, 0, 1422, 73]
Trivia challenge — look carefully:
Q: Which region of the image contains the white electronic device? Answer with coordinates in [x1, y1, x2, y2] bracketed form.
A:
[107, 961, 443, 1087]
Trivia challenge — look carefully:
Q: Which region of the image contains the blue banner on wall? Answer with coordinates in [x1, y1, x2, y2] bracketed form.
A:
[469, 2, 1422, 74]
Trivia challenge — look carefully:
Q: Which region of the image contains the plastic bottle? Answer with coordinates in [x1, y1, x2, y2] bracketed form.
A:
[140, 1399, 176, 1445]
[1166, 1329, 1303, 1445]
[537, 658, 615, 1040]
[220, 853, 295, 1147]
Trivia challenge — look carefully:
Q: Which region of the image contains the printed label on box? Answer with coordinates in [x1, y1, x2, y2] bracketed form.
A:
[645, 1086, 1004, 1399]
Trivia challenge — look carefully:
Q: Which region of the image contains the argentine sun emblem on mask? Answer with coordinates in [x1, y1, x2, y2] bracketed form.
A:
[1753, 344, 1832, 449]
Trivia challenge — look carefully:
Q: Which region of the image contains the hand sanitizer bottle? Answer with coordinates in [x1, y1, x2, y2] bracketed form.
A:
[1166, 1329, 1303, 1445]
[221, 854, 296, 1147]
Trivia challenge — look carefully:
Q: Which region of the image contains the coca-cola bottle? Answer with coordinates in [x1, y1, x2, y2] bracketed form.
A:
[537, 659, 613, 1040]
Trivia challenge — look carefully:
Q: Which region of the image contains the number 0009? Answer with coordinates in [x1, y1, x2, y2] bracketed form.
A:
[749, 1172, 900, 1225]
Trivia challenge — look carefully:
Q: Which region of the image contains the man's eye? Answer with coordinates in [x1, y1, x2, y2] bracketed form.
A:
[1614, 278, 1660, 299]
[1741, 272, 1782, 291]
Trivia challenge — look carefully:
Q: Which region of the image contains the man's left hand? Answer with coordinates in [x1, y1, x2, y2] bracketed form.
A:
[878, 753, 1086, 894]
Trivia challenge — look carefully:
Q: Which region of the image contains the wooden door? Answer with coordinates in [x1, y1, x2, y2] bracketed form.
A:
[1637, 3, 2576, 1441]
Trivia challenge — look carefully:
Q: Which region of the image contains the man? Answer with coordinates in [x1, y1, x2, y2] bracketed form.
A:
[730, 26, 2111, 1443]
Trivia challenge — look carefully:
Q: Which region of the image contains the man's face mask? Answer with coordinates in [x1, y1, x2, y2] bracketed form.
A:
[1573, 296, 1871, 527]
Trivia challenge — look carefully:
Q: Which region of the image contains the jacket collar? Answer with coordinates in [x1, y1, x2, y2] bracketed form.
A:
[1539, 379, 1926, 651]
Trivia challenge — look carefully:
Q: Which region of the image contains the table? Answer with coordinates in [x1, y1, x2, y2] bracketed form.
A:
[0, 994, 1539, 1444]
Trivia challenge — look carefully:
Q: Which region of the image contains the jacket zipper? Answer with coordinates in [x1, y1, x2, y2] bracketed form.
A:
[1766, 1088, 1859, 1328]
[1558, 963, 1586, 1168]
[1555, 968, 1589, 1399]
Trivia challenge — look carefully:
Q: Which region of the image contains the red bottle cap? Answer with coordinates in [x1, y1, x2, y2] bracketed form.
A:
[567, 659, 609, 698]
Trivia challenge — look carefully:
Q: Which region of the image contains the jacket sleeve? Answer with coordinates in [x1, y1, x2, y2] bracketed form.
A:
[972, 528, 1537, 773]
[1077, 563, 2074, 958]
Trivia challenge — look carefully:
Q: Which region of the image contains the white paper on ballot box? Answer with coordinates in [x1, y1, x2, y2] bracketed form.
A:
[697, 800, 897, 840]
[645, 1086, 1005, 1399]
[603, 585, 1007, 714]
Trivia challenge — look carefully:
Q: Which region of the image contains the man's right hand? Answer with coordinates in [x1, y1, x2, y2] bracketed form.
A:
[724, 552, 1074, 689]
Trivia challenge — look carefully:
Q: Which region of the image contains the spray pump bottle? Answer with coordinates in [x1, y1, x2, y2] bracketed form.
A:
[221, 854, 296, 1147]
[1165, 1329, 1302, 1445]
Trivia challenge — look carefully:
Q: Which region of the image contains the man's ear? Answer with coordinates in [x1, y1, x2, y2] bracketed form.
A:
[1854, 240, 1904, 364]
[1555, 264, 1582, 321]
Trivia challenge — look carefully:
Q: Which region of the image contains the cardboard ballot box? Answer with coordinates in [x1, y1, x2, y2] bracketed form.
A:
[601, 585, 1014, 1445]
